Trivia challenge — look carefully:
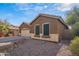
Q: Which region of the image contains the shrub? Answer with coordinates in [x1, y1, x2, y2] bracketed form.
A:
[70, 36, 79, 55]
[72, 22, 79, 37]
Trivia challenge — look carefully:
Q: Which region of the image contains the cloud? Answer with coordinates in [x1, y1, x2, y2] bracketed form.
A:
[14, 3, 79, 20]
[34, 5, 48, 11]
[15, 3, 49, 12]
[15, 3, 30, 11]
[14, 3, 79, 14]
[57, 3, 79, 12]
[44, 5, 48, 8]
[57, 3, 73, 11]
[14, 3, 51, 17]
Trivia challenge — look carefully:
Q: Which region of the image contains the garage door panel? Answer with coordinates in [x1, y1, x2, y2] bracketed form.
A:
[21, 29, 30, 36]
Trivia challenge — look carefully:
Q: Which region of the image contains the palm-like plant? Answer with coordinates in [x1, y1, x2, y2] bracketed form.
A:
[0, 20, 10, 36]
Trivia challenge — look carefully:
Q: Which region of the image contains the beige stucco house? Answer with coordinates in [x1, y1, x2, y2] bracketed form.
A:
[30, 14, 69, 42]
[19, 22, 30, 36]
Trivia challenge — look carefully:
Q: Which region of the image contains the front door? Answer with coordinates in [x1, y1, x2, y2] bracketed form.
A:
[43, 24, 49, 36]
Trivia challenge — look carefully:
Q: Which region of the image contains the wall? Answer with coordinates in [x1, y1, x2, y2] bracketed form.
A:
[30, 16, 58, 34]
[56, 19, 67, 40]
[30, 16, 60, 42]
[62, 30, 73, 40]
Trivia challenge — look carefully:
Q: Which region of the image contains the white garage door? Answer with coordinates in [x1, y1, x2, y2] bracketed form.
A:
[21, 29, 30, 36]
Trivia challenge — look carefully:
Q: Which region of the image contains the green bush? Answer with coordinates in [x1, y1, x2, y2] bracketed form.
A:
[70, 36, 79, 55]
[72, 22, 79, 37]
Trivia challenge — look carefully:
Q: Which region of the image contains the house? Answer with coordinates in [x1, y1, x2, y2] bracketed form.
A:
[30, 14, 69, 42]
[19, 22, 30, 36]
[9, 25, 19, 36]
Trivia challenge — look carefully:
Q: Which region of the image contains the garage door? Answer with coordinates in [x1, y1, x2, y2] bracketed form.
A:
[21, 29, 30, 36]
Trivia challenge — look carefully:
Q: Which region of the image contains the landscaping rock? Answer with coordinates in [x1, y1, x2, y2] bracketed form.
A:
[57, 44, 73, 56]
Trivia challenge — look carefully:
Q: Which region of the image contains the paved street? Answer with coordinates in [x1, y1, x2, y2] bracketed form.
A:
[0, 36, 26, 43]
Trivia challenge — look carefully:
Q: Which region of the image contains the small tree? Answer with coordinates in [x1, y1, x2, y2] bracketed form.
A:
[66, 7, 79, 26]
[66, 7, 79, 37]
[0, 20, 10, 36]
[66, 12, 76, 26]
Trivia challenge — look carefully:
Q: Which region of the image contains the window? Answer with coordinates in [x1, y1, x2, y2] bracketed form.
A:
[43, 24, 49, 36]
[35, 25, 40, 36]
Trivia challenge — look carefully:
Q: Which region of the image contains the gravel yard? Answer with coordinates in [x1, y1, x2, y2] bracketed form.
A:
[8, 38, 72, 56]
[0, 37, 72, 56]
[57, 44, 72, 56]
[9, 39, 62, 56]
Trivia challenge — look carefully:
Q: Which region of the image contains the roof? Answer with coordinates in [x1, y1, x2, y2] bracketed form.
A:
[19, 22, 30, 29]
[9, 25, 19, 30]
[30, 14, 68, 29]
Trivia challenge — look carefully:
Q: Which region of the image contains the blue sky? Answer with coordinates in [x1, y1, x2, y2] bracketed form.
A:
[0, 3, 76, 26]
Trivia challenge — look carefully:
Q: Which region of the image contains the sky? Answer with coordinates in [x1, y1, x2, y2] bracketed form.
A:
[0, 3, 77, 26]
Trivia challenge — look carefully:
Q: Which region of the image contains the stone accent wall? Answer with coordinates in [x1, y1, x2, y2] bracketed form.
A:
[50, 34, 59, 42]
[31, 33, 59, 42]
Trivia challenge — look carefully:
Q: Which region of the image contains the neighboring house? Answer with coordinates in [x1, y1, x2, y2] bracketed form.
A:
[19, 22, 30, 36]
[9, 25, 19, 36]
[30, 14, 69, 42]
